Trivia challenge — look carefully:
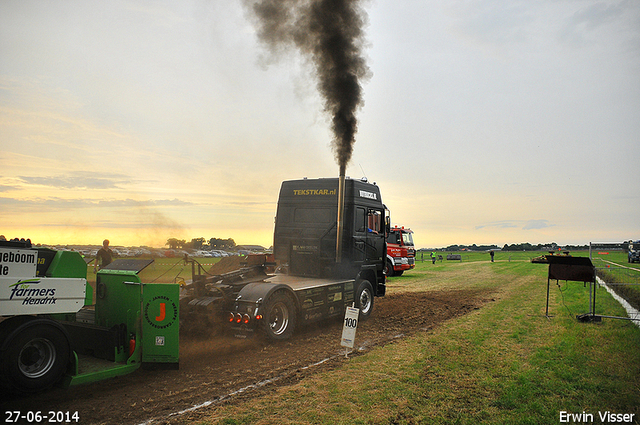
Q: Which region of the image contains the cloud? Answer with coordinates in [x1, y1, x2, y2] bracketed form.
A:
[476, 219, 554, 231]
[97, 199, 193, 208]
[39, 219, 184, 230]
[452, 0, 534, 47]
[475, 221, 519, 230]
[16, 173, 131, 190]
[0, 197, 93, 210]
[0, 196, 193, 211]
[558, 0, 637, 47]
[570, 1, 627, 31]
[522, 219, 553, 230]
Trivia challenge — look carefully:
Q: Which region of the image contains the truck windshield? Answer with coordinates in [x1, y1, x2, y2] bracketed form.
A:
[402, 232, 414, 246]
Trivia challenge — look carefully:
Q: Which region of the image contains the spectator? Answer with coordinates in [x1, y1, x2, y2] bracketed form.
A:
[94, 239, 114, 272]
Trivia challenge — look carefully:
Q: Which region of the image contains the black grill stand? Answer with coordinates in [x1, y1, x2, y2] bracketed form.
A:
[545, 255, 598, 321]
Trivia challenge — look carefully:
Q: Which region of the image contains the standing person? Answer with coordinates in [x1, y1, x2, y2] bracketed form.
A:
[431, 251, 437, 264]
[490, 250, 495, 262]
[94, 239, 114, 272]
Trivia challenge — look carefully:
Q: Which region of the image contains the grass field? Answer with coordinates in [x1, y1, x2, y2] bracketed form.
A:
[175, 251, 640, 425]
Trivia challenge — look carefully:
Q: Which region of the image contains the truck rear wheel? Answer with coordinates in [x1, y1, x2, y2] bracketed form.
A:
[0, 322, 70, 393]
[261, 291, 296, 341]
[355, 280, 374, 321]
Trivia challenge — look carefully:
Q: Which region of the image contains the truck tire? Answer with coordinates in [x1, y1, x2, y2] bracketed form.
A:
[385, 260, 403, 277]
[355, 280, 374, 321]
[261, 291, 296, 341]
[0, 322, 70, 393]
[384, 260, 394, 277]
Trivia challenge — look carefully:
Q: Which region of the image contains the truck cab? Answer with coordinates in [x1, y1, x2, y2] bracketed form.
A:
[228, 177, 388, 340]
[273, 177, 387, 295]
[385, 226, 415, 277]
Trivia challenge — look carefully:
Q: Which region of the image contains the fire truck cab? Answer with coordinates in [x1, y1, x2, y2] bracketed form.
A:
[385, 226, 415, 277]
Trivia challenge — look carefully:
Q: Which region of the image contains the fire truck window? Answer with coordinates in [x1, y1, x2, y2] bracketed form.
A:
[387, 232, 400, 244]
[294, 208, 334, 223]
[403, 232, 414, 245]
[355, 207, 366, 233]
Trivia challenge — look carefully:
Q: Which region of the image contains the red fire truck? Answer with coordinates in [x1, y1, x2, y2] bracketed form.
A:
[385, 226, 415, 277]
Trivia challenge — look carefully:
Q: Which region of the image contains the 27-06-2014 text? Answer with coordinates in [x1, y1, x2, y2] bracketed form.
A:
[5, 411, 79, 423]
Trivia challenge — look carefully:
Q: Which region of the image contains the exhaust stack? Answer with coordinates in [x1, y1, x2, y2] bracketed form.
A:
[336, 169, 346, 263]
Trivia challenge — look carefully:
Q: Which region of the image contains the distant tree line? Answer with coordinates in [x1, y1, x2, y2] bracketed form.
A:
[444, 244, 500, 252]
[440, 242, 591, 252]
[502, 242, 558, 251]
[502, 242, 589, 251]
[166, 237, 236, 250]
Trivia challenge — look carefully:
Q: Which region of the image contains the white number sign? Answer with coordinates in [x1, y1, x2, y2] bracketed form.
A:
[341, 306, 360, 349]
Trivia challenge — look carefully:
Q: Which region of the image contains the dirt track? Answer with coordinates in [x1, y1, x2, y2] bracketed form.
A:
[1, 288, 491, 425]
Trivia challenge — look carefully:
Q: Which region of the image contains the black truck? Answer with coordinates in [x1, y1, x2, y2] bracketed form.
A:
[219, 177, 388, 340]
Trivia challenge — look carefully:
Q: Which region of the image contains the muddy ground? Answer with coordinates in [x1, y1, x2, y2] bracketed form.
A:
[1, 288, 491, 425]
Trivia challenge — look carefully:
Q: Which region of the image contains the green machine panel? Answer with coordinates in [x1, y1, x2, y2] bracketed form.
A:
[94, 270, 143, 363]
[141, 283, 179, 366]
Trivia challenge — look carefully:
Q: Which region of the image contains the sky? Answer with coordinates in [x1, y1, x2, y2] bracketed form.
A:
[1, 0, 639, 250]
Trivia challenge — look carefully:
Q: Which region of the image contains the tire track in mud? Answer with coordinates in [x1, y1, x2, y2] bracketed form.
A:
[0, 289, 491, 425]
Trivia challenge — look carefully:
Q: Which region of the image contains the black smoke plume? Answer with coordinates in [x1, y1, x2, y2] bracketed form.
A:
[246, 0, 370, 175]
